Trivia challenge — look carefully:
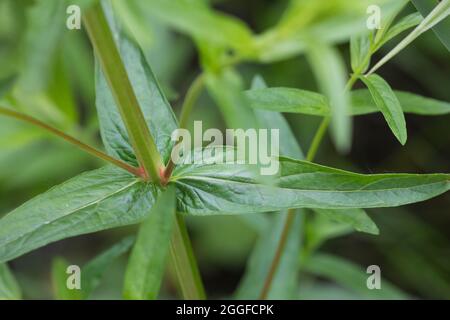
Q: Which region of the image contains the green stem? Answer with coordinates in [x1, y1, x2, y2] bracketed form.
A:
[165, 75, 207, 299]
[0, 106, 142, 177]
[258, 209, 296, 300]
[306, 117, 331, 161]
[83, 3, 162, 183]
[178, 74, 205, 130]
[169, 214, 206, 299]
[84, 2, 206, 301]
[163, 74, 206, 183]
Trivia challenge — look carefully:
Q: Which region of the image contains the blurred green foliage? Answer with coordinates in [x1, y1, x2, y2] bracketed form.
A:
[0, 0, 448, 299]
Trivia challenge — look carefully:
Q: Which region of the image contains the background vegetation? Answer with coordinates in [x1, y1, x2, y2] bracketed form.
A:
[0, 0, 449, 299]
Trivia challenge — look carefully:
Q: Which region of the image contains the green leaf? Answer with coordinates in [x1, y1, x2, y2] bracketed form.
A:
[303, 254, 408, 299]
[143, 0, 253, 52]
[372, 0, 409, 46]
[313, 208, 379, 235]
[124, 186, 176, 300]
[352, 89, 450, 115]
[256, 0, 399, 63]
[244, 87, 450, 116]
[51, 257, 82, 300]
[0, 263, 21, 300]
[86, 1, 172, 180]
[173, 153, 450, 214]
[245, 87, 329, 116]
[94, 10, 178, 165]
[374, 13, 423, 51]
[412, 0, 450, 51]
[350, 34, 372, 74]
[251, 77, 304, 159]
[368, 0, 450, 74]
[0, 166, 157, 263]
[81, 236, 135, 299]
[359, 74, 407, 145]
[307, 43, 351, 152]
[16, 0, 67, 93]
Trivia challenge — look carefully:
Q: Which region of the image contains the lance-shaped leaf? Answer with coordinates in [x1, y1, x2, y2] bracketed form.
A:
[359, 74, 407, 145]
[0, 166, 158, 263]
[173, 154, 450, 214]
[94, 1, 178, 165]
[0, 263, 21, 300]
[245, 87, 450, 116]
[124, 186, 176, 300]
[352, 89, 450, 115]
[350, 34, 372, 74]
[245, 87, 329, 116]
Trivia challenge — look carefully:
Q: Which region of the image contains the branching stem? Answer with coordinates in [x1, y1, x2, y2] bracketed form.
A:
[0, 106, 142, 177]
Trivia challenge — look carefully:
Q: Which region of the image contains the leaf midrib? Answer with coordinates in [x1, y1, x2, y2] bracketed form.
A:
[0, 179, 141, 248]
[176, 175, 449, 194]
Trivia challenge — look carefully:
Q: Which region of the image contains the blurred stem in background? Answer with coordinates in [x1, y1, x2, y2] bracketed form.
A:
[259, 65, 366, 299]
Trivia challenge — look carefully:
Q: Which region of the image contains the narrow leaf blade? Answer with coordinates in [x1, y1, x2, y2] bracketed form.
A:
[0, 166, 157, 263]
[124, 185, 176, 300]
[174, 154, 450, 214]
[359, 74, 407, 145]
[0, 263, 21, 300]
